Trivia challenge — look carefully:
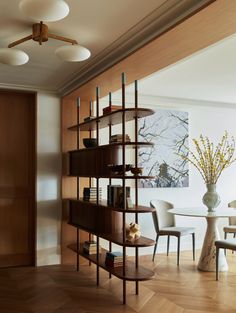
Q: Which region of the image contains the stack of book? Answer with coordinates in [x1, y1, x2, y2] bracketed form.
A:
[103, 105, 122, 115]
[107, 185, 130, 207]
[110, 134, 130, 143]
[83, 187, 102, 201]
[83, 241, 101, 255]
[105, 251, 123, 267]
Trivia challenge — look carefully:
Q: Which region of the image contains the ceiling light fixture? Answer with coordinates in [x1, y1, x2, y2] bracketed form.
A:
[0, 0, 91, 66]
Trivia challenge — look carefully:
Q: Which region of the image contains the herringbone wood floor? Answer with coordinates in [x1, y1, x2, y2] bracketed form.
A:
[1, 251, 236, 313]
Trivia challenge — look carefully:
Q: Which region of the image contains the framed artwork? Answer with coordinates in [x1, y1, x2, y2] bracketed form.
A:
[138, 108, 189, 188]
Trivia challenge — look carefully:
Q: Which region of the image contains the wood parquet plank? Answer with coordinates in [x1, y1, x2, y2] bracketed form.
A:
[140, 294, 185, 313]
[0, 251, 236, 313]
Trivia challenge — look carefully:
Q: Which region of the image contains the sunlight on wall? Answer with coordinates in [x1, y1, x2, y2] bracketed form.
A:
[37, 92, 61, 266]
[37, 176, 59, 201]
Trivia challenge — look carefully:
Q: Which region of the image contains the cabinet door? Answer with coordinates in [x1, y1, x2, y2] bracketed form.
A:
[0, 91, 35, 267]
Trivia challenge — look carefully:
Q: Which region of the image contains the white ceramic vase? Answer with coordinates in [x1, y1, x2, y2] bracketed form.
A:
[202, 184, 220, 213]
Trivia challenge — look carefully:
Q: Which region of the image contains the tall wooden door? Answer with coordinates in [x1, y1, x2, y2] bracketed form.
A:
[0, 90, 36, 267]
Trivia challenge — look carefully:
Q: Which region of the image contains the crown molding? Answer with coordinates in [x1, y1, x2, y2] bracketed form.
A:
[59, 0, 214, 96]
[120, 93, 236, 110]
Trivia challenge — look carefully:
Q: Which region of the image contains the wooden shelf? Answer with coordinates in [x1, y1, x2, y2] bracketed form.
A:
[68, 223, 155, 247]
[103, 233, 155, 247]
[71, 198, 155, 213]
[68, 244, 154, 281]
[68, 174, 154, 179]
[68, 108, 154, 131]
[69, 141, 154, 152]
[69, 145, 155, 178]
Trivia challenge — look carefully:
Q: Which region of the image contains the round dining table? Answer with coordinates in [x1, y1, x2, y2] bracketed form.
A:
[169, 207, 236, 272]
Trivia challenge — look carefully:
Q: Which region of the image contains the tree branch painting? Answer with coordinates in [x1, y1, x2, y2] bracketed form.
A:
[138, 109, 189, 188]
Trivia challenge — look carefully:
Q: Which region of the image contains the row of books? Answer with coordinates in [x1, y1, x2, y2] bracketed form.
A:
[105, 251, 123, 268]
[82, 242, 123, 269]
[107, 185, 130, 208]
[82, 242, 124, 269]
[109, 134, 130, 143]
[83, 187, 102, 202]
[83, 241, 101, 255]
[83, 186, 133, 208]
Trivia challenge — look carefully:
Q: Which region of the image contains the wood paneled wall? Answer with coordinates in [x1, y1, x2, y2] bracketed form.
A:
[61, 98, 90, 264]
[0, 90, 36, 267]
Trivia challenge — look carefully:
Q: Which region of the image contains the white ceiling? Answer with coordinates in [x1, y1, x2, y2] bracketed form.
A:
[135, 35, 236, 105]
[0, 0, 212, 94]
[0, 0, 166, 92]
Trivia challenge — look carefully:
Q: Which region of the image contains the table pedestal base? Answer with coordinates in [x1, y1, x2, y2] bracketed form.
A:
[198, 217, 228, 272]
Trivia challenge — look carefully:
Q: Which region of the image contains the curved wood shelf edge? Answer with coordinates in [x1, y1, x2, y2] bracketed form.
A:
[67, 243, 155, 281]
[68, 222, 155, 247]
[68, 108, 155, 131]
[68, 141, 154, 153]
[67, 174, 155, 179]
[70, 198, 155, 213]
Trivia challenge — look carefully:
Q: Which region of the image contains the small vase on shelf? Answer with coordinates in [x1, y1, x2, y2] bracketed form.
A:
[202, 183, 220, 213]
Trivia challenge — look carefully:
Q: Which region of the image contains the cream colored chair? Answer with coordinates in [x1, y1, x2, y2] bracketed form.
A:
[150, 199, 195, 266]
[215, 239, 236, 280]
[223, 200, 236, 239]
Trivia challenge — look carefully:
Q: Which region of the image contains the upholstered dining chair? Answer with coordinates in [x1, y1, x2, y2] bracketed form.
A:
[150, 199, 195, 266]
[215, 239, 236, 280]
[223, 200, 236, 239]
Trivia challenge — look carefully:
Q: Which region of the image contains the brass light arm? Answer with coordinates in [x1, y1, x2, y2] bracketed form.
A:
[8, 35, 33, 48]
[48, 33, 78, 45]
[7, 22, 78, 48]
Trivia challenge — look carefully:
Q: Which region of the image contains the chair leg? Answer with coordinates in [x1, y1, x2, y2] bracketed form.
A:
[177, 236, 180, 266]
[224, 232, 227, 256]
[216, 247, 219, 281]
[192, 233, 195, 261]
[167, 235, 170, 256]
[152, 234, 159, 262]
[232, 233, 236, 254]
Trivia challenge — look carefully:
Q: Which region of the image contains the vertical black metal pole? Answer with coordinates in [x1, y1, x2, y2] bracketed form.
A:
[89, 100, 93, 188]
[76, 97, 80, 271]
[89, 99, 93, 266]
[134, 80, 139, 294]
[122, 73, 126, 304]
[108, 92, 112, 279]
[96, 87, 100, 286]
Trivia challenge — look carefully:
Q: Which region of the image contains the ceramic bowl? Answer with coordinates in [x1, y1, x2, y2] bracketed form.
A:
[108, 164, 132, 175]
[83, 138, 98, 148]
[130, 167, 143, 176]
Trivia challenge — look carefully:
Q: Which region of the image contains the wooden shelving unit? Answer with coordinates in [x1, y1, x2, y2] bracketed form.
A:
[68, 244, 154, 281]
[66, 74, 155, 304]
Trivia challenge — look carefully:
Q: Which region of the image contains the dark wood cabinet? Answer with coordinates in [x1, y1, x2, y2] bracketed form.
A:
[0, 90, 36, 268]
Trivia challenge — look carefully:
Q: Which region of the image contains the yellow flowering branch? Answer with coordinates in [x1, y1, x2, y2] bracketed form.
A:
[179, 131, 236, 184]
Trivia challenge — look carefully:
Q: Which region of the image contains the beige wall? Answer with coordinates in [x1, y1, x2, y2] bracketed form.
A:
[36, 92, 61, 266]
